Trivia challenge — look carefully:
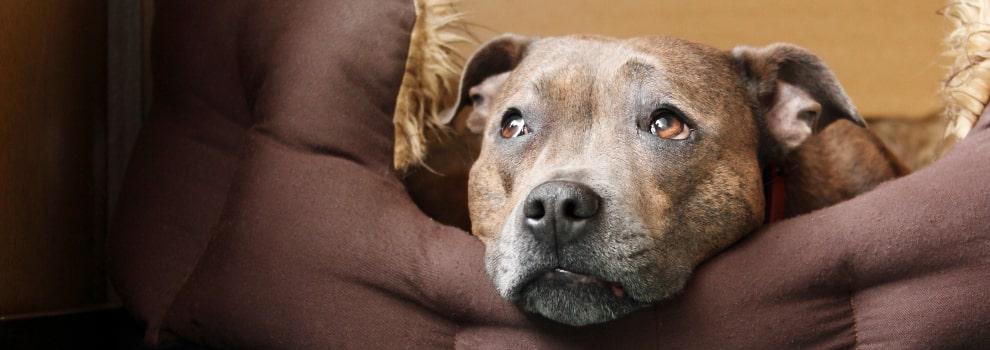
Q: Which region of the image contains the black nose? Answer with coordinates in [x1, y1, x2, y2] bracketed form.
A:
[523, 181, 601, 244]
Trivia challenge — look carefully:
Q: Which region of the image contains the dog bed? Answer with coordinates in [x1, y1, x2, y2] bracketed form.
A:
[109, 0, 990, 348]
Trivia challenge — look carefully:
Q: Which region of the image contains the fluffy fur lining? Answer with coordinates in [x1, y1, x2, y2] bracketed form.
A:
[393, 0, 471, 170]
[942, 0, 990, 138]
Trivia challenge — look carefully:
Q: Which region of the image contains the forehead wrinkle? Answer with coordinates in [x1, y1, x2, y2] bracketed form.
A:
[611, 60, 678, 118]
[530, 65, 592, 103]
[492, 68, 532, 113]
[619, 59, 657, 81]
[531, 75, 554, 101]
[619, 58, 707, 124]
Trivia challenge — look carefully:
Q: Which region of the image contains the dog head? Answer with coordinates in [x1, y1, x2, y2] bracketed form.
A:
[444, 34, 864, 326]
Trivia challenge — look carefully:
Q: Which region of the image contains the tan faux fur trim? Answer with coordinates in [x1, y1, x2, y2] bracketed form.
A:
[942, 0, 990, 138]
[393, 0, 471, 170]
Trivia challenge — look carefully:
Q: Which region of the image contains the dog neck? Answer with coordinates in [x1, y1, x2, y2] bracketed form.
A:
[764, 120, 909, 222]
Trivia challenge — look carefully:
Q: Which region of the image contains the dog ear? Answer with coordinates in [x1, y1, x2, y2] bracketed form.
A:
[441, 34, 533, 133]
[732, 43, 865, 155]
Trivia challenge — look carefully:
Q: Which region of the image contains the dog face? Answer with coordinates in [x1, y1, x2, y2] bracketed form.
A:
[445, 35, 863, 326]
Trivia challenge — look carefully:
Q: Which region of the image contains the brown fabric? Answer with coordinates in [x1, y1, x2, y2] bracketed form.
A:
[107, 0, 252, 336]
[110, 0, 990, 348]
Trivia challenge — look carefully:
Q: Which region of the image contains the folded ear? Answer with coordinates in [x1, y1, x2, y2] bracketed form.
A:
[732, 44, 865, 155]
[441, 34, 533, 133]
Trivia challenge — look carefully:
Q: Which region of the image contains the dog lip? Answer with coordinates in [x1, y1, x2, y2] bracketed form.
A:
[540, 268, 627, 298]
[546, 268, 607, 286]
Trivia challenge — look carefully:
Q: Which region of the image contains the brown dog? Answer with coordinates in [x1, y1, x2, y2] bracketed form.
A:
[416, 34, 906, 326]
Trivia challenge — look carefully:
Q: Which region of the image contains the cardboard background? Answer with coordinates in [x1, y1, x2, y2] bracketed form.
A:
[455, 0, 950, 119]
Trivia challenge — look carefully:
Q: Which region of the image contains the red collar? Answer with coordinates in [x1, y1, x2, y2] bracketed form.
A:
[766, 164, 787, 224]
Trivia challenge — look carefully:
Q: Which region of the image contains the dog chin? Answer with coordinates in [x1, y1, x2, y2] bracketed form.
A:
[518, 271, 648, 326]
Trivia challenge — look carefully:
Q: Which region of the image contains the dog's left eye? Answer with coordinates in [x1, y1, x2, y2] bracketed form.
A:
[500, 109, 530, 138]
[649, 109, 690, 140]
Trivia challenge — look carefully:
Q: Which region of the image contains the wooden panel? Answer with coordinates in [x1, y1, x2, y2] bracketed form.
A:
[0, 1, 108, 315]
[456, 0, 949, 119]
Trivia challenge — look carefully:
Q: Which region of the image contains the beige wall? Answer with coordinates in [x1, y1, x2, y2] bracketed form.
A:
[0, 1, 108, 315]
[456, 0, 949, 119]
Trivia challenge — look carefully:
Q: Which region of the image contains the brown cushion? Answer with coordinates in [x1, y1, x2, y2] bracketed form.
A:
[110, 0, 990, 348]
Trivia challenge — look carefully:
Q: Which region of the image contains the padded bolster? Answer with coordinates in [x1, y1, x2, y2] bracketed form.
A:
[238, 0, 409, 175]
[109, 0, 256, 337]
[110, 0, 424, 343]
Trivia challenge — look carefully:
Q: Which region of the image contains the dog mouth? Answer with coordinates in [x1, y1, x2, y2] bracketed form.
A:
[540, 268, 626, 299]
[513, 266, 645, 326]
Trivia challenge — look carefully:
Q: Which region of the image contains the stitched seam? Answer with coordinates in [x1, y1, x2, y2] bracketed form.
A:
[149, 225, 222, 348]
[849, 291, 862, 349]
[147, 118, 249, 343]
[158, 219, 229, 333]
[453, 326, 461, 350]
[252, 126, 369, 168]
[157, 112, 251, 339]
[156, 8, 254, 338]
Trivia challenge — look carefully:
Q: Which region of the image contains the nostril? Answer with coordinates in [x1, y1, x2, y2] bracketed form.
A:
[562, 199, 578, 219]
[524, 198, 546, 220]
[561, 198, 583, 219]
[562, 196, 599, 219]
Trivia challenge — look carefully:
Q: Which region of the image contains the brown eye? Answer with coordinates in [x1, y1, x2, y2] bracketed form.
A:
[500, 110, 529, 138]
[649, 110, 690, 140]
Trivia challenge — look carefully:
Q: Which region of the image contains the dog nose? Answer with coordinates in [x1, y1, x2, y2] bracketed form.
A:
[523, 181, 600, 244]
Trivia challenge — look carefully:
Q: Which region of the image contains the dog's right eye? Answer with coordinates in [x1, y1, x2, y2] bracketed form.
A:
[500, 109, 529, 138]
